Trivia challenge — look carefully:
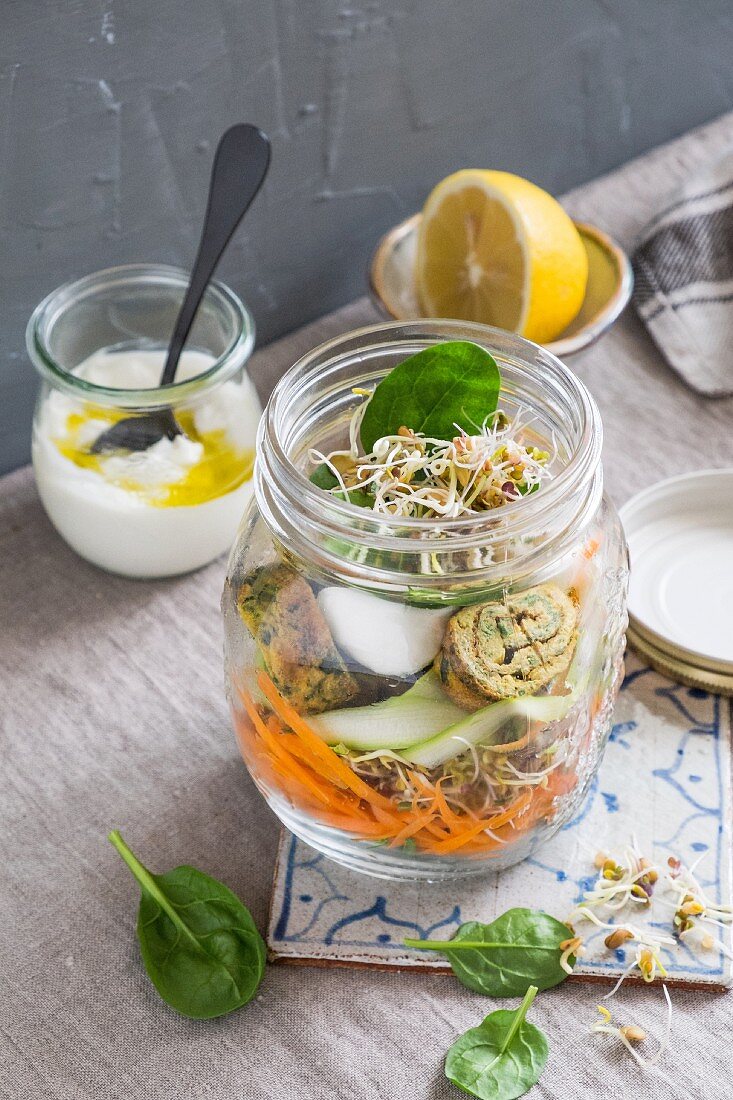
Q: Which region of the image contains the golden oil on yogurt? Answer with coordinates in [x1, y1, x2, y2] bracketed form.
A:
[56, 405, 254, 508]
[51, 348, 258, 508]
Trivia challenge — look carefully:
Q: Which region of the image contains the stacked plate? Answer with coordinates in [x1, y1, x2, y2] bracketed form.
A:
[620, 470, 733, 695]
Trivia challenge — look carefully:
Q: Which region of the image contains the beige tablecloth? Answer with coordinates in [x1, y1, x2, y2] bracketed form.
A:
[3, 113, 733, 1100]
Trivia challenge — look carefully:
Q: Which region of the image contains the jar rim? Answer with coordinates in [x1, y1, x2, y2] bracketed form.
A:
[27, 263, 256, 408]
[261, 319, 602, 546]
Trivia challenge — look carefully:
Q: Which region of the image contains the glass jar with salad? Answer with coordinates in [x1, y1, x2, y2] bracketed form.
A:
[28, 264, 259, 578]
[223, 322, 628, 880]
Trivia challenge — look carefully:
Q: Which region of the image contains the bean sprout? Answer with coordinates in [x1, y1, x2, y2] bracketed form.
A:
[591, 986, 685, 1095]
[578, 842, 661, 911]
[308, 400, 553, 519]
[572, 907, 674, 995]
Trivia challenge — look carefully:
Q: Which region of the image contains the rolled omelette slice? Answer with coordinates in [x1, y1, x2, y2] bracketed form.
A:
[435, 583, 578, 710]
[237, 562, 359, 714]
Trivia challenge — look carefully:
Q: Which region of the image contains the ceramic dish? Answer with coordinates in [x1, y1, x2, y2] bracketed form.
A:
[620, 469, 733, 691]
[369, 212, 633, 357]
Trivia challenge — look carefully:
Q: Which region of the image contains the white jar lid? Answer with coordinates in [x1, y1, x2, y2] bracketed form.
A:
[620, 469, 733, 680]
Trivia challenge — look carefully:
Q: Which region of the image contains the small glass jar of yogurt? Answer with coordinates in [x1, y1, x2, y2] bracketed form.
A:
[28, 264, 261, 578]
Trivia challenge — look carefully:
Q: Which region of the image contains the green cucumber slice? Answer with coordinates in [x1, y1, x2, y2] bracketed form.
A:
[306, 619, 592, 764]
[402, 692, 575, 769]
[307, 672, 467, 751]
[307, 670, 577, 762]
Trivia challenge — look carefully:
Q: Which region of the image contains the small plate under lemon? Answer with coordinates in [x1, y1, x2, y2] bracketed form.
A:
[370, 178, 632, 357]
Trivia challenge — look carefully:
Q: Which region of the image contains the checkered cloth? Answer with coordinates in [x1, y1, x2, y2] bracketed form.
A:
[633, 151, 733, 396]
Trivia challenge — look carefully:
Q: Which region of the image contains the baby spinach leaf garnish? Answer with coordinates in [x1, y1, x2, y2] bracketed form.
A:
[404, 908, 574, 997]
[310, 462, 340, 491]
[309, 462, 373, 508]
[359, 341, 500, 453]
[445, 985, 548, 1100]
[108, 830, 266, 1019]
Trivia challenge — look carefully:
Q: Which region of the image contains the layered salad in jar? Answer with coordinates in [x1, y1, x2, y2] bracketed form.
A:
[225, 337, 627, 875]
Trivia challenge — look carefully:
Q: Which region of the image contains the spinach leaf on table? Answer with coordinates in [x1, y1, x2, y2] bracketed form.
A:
[359, 341, 500, 453]
[445, 985, 548, 1100]
[405, 907, 574, 997]
[108, 830, 266, 1019]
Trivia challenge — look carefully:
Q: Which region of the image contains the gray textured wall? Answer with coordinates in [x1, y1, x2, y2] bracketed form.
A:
[3, 1, 733, 474]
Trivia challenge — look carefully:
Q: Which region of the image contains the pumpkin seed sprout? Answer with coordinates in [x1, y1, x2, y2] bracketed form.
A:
[579, 842, 660, 910]
[559, 935, 584, 974]
[591, 985, 680, 1093]
[572, 907, 674, 995]
[659, 854, 733, 958]
[576, 842, 731, 992]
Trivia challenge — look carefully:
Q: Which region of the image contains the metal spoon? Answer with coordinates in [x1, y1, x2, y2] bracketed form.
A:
[91, 124, 271, 454]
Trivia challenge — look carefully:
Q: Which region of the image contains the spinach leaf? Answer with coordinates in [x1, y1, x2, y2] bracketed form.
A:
[309, 462, 373, 508]
[359, 341, 500, 453]
[445, 985, 548, 1100]
[404, 907, 573, 997]
[310, 462, 340, 491]
[108, 830, 266, 1019]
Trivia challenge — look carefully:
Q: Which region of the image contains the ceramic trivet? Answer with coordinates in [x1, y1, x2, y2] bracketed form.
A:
[268, 652, 732, 989]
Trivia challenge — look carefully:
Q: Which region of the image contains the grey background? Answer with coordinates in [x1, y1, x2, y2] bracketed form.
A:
[3, 0, 733, 475]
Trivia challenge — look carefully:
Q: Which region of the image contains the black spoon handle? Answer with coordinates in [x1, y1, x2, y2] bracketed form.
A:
[159, 124, 271, 387]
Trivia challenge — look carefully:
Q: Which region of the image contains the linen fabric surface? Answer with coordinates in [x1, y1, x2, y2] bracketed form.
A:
[633, 148, 733, 395]
[3, 112, 733, 1100]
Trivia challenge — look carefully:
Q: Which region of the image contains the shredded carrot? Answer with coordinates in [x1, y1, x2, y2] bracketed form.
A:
[257, 672, 400, 816]
[275, 730, 351, 788]
[232, 715, 265, 765]
[409, 771, 435, 800]
[237, 674, 576, 856]
[389, 813, 437, 848]
[267, 757, 330, 815]
[239, 690, 367, 818]
[425, 791, 535, 853]
[241, 693, 342, 810]
[432, 776, 468, 834]
[405, 773, 461, 839]
[583, 537, 600, 560]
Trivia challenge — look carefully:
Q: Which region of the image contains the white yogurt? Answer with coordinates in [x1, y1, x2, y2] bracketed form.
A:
[33, 348, 261, 578]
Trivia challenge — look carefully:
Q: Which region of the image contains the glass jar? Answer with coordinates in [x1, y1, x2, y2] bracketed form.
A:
[28, 264, 259, 578]
[223, 321, 628, 880]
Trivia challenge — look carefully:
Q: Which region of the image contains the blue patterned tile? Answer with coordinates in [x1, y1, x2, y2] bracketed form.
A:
[269, 654, 732, 987]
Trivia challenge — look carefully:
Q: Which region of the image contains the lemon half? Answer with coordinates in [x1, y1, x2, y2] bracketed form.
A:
[416, 169, 588, 344]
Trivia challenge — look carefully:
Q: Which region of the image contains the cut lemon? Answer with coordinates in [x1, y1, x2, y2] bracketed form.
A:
[416, 169, 588, 344]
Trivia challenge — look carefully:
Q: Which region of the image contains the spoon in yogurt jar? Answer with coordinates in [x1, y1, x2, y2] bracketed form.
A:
[91, 123, 270, 454]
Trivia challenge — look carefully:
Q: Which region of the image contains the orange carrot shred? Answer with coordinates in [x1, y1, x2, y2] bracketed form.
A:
[583, 537, 600, 560]
[256, 672, 400, 815]
[241, 693, 340, 810]
[389, 813, 437, 848]
[427, 791, 535, 853]
[237, 674, 571, 857]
